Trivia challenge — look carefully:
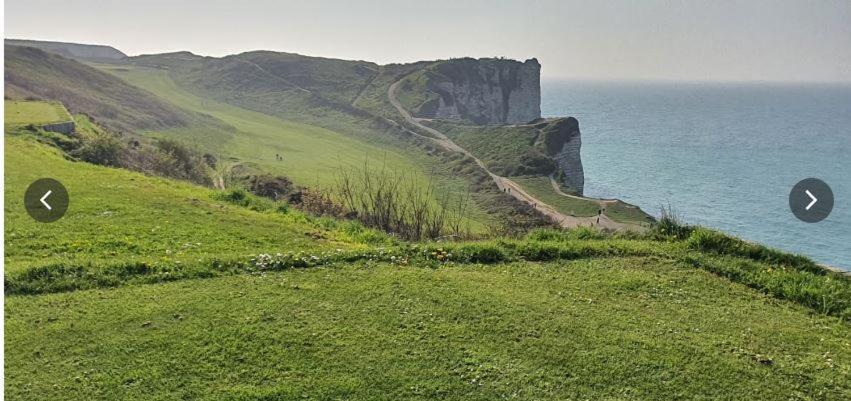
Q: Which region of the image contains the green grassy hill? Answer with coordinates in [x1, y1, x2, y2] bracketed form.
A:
[4, 45, 506, 230]
[95, 65, 493, 230]
[3, 133, 382, 272]
[4, 134, 851, 400]
[4, 45, 223, 133]
[130, 50, 378, 105]
[6, 39, 127, 62]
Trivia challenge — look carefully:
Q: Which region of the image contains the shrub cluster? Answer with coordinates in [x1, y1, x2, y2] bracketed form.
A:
[21, 116, 213, 186]
[212, 189, 289, 214]
[650, 204, 693, 240]
[289, 188, 347, 217]
[334, 162, 471, 240]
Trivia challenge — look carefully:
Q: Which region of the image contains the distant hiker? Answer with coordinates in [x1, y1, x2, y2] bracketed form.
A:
[596, 209, 602, 224]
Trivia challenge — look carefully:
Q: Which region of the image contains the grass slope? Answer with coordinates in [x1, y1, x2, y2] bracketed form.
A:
[512, 176, 600, 217]
[3, 135, 373, 272]
[431, 121, 552, 177]
[99, 66, 407, 185]
[232, 51, 379, 104]
[4, 46, 212, 132]
[98, 65, 492, 229]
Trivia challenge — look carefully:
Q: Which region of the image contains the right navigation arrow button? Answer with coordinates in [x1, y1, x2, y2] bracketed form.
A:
[790, 178, 833, 223]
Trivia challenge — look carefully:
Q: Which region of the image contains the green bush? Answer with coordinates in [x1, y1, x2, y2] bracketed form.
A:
[153, 138, 212, 186]
[339, 220, 393, 245]
[215, 188, 249, 206]
[525, 227, 607, 242]
[212, 189, 290, 214]
[516, 241, 560, 261]
[457, 243, 507, 264]
[651, 204, 692, 240]
[525, 228, 565, 242]
[71, 132, 124, 167]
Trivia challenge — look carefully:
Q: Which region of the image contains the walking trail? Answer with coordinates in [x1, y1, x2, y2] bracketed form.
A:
[387, 78, 637, 231]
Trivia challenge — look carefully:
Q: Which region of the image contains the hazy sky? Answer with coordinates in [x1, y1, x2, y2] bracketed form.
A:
[5, 0, 851, 82]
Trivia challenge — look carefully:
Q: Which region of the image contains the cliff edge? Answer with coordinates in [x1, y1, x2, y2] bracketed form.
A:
[537, 118, 585, 195]
[398, 57, 541, 125]
[396, 57, 584, 194]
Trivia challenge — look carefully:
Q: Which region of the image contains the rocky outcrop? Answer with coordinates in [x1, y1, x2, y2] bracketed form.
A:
[537, 118, 584, 195]
[412, 58, 541, 124]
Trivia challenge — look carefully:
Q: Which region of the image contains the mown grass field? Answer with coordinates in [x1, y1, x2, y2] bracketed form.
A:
[6, 257, 850, 400]
[5, 135, 851, 400]
[4, 100, 71, 127]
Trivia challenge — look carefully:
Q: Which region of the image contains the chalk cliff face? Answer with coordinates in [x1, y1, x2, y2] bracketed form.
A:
[537, 118, 585, 195]
[413, 58, 541, 125]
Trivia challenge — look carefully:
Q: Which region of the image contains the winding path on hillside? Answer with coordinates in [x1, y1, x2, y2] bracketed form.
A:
[387, 78, 633, 230]
[233, 59, 312, 94]
[548, 174, 619, 207]
[351, 66, 381, 107]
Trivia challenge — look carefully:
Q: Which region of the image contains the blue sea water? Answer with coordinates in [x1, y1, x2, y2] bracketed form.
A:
[542, 80, 850, 270]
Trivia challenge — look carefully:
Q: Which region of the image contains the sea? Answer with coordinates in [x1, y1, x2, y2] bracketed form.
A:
[542, 80, 850, 271]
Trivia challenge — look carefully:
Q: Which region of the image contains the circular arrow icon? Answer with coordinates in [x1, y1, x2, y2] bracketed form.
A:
[24, 178, 69, 223]
[789, 178, 833, 223]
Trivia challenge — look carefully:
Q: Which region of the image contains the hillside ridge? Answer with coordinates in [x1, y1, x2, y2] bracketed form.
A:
[5, 38, 127, 62]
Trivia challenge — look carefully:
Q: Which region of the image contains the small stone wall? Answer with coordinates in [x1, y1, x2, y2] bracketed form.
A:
[40, 121, 75, 135]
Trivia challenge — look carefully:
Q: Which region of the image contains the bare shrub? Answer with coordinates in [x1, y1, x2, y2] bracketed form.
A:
[334, 161, 471, 241]
[653, 203, 692, 239]
[247, 174, 293, 200]
[290, 188, 347, 217]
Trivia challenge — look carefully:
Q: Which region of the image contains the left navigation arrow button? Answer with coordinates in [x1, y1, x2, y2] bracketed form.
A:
[25, 178, 69, 223]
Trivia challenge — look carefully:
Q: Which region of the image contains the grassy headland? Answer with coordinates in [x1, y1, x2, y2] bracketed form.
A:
[4, 46, 850, 401]
[5, 119, 851, 401]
